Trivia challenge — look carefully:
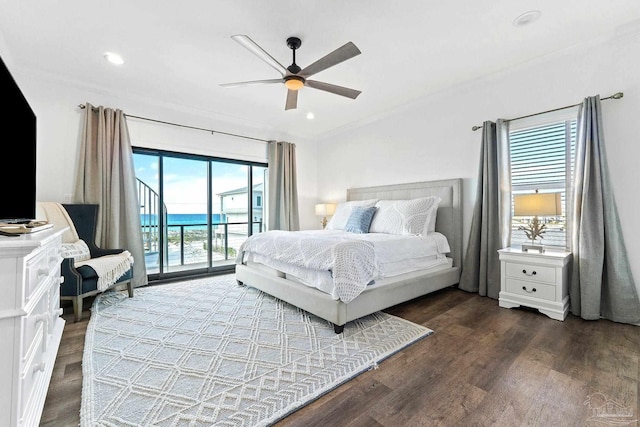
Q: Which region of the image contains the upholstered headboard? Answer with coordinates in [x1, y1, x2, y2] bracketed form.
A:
[347, 178, 462, 268]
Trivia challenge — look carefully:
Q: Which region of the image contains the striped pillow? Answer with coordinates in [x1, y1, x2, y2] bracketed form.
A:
[344, 206, 377, 234]
[61, 239, 91, 262]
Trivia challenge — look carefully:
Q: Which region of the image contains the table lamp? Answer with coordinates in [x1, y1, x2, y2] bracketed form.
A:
[513, 190, 561, 252]
[315, 203, 336, 229]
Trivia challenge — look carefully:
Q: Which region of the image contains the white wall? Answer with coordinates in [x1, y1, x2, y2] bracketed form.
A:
[315, 30, 640, 294]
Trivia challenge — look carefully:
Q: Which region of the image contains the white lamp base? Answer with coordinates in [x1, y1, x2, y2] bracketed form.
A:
[521, 243, 545, 253]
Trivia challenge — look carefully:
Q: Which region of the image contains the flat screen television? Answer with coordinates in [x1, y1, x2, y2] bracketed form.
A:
[0, 54, 37, 224]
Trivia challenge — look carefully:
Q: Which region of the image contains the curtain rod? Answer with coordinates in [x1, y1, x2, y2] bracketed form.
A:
[471, 92, 624, 131]
[77, 104, 270, 143]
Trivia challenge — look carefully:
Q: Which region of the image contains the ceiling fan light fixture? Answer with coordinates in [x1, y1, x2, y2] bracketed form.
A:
[284, 76, 304, 91]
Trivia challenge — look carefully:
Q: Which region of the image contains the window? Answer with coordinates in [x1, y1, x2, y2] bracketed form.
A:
[509, 110, 577, 249]
[133, 148, 267, 281]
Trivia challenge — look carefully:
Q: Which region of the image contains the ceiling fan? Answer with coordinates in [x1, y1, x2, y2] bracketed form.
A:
[221, 35, 362, 110]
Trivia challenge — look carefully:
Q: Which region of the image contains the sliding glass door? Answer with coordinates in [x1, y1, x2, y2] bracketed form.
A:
[211, 161, 248, 264]
[162, 156, 209, 273]
[133, 148, 267, 281]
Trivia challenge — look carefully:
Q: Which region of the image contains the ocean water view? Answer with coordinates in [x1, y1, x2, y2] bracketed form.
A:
[141, 213, 242, 270]
[141, 213, 226, 229]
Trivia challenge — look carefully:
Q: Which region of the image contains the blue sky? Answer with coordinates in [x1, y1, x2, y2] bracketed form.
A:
[133, 154, 264, 214]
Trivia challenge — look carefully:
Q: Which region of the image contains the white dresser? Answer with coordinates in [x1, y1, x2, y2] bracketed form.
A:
[0, 228, 66, 427]
[498, 248, 572, 321]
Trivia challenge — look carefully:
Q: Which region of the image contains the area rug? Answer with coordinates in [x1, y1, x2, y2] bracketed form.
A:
[81, 274, 433, 426]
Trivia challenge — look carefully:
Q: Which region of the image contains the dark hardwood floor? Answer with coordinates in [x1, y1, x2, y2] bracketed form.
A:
[41, 284, 639, 427]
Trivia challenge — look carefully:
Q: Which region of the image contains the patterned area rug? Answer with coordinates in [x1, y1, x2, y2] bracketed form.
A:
[81, 275, 433, 426]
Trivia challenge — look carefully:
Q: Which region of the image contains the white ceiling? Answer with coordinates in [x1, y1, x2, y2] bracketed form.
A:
[1, 1, 640, 140]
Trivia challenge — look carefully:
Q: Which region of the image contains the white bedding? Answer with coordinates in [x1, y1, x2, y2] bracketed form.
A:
[237, 229, 451, 302]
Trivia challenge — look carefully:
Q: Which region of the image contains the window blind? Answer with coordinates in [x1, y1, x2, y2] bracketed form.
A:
[509, 120, 576, 248]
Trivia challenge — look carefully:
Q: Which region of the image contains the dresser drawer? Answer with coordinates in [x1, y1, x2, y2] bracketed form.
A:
[21, 290, 49, 361]
[504, 261, 555, 284]
[47, 279, 63, 339]
[19, 322, 46, 422]
[44, 236, 62, 263]
[24, 251, 51, 302]
[505, 278, 556, 302]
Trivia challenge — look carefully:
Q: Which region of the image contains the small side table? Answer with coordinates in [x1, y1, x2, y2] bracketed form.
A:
[498, 248, 572, 321]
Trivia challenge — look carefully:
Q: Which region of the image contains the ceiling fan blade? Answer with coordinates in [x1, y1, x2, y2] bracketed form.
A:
[299, 42, 361, 78]
[220, 78, 282, 88]
[231, 35, 288, 77]
[305, 80, 361, 99]
[285, 89, 298, 110]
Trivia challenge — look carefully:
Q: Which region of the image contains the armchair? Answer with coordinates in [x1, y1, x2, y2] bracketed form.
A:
[58, 204, 134, 321]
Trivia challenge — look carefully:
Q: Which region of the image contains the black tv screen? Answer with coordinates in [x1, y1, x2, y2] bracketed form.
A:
[0, 54, 37, 223]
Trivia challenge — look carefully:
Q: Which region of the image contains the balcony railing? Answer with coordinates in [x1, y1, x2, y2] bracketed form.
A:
[137, 178, 263, 274]
[164, 221, 262, 264]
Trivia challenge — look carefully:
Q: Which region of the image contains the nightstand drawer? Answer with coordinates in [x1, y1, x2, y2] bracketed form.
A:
[504, 262, 555, 284]
[505, 278, 556, 301]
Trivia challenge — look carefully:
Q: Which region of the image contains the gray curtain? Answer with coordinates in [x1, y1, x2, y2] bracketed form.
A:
[73, 103, 148, 288]
[570, 96, 640, 323]
[459, 120, 511, 298]
[267, 141, 300, 231]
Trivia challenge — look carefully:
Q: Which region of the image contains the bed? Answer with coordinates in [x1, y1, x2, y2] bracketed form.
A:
[235, 178, 462, 333]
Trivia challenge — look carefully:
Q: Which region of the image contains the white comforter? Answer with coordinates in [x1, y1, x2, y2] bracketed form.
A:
[237, 230, 450, 303]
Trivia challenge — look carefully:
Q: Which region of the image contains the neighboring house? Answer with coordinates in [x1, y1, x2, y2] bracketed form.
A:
[217, 182, 263, 230]
[215, 183, 264, 251]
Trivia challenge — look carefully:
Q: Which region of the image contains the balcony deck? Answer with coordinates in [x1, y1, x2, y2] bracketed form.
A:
[143, 225, 255, 275]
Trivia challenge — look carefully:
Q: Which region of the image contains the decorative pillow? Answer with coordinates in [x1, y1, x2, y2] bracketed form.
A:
[61, 239, 91, 262]
[369, 196, 441, 236]
[344, 206, 377, 234]
[326, 199, 378, 230]
[424, 198, 441, 233]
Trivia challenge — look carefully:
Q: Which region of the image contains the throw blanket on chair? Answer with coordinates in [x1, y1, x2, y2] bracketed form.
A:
[38, 201, 134, 291]
[77, 251, 134, 291]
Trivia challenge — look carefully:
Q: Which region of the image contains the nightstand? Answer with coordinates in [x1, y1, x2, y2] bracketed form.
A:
[498, 248, 572, 321]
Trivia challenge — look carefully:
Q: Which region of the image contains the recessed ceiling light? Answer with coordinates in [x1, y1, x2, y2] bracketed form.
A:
[513, 10, 541, 27]
[104, 52, 124, 65]
[306, 112, 315, 120]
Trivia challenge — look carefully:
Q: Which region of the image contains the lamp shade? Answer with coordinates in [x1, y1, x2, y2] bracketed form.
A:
[514, 192, 561, 217]
[315, 203, 336, 216]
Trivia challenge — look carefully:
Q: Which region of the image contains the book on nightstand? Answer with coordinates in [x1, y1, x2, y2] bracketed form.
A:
[0, 220, 54, 236]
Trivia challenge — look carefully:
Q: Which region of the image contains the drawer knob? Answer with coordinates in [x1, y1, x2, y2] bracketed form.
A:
[38, 267, 49, 277]
[522, 269, 537, 276]
[522, 286, 537, 293]
[33, 362, 46, 373]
